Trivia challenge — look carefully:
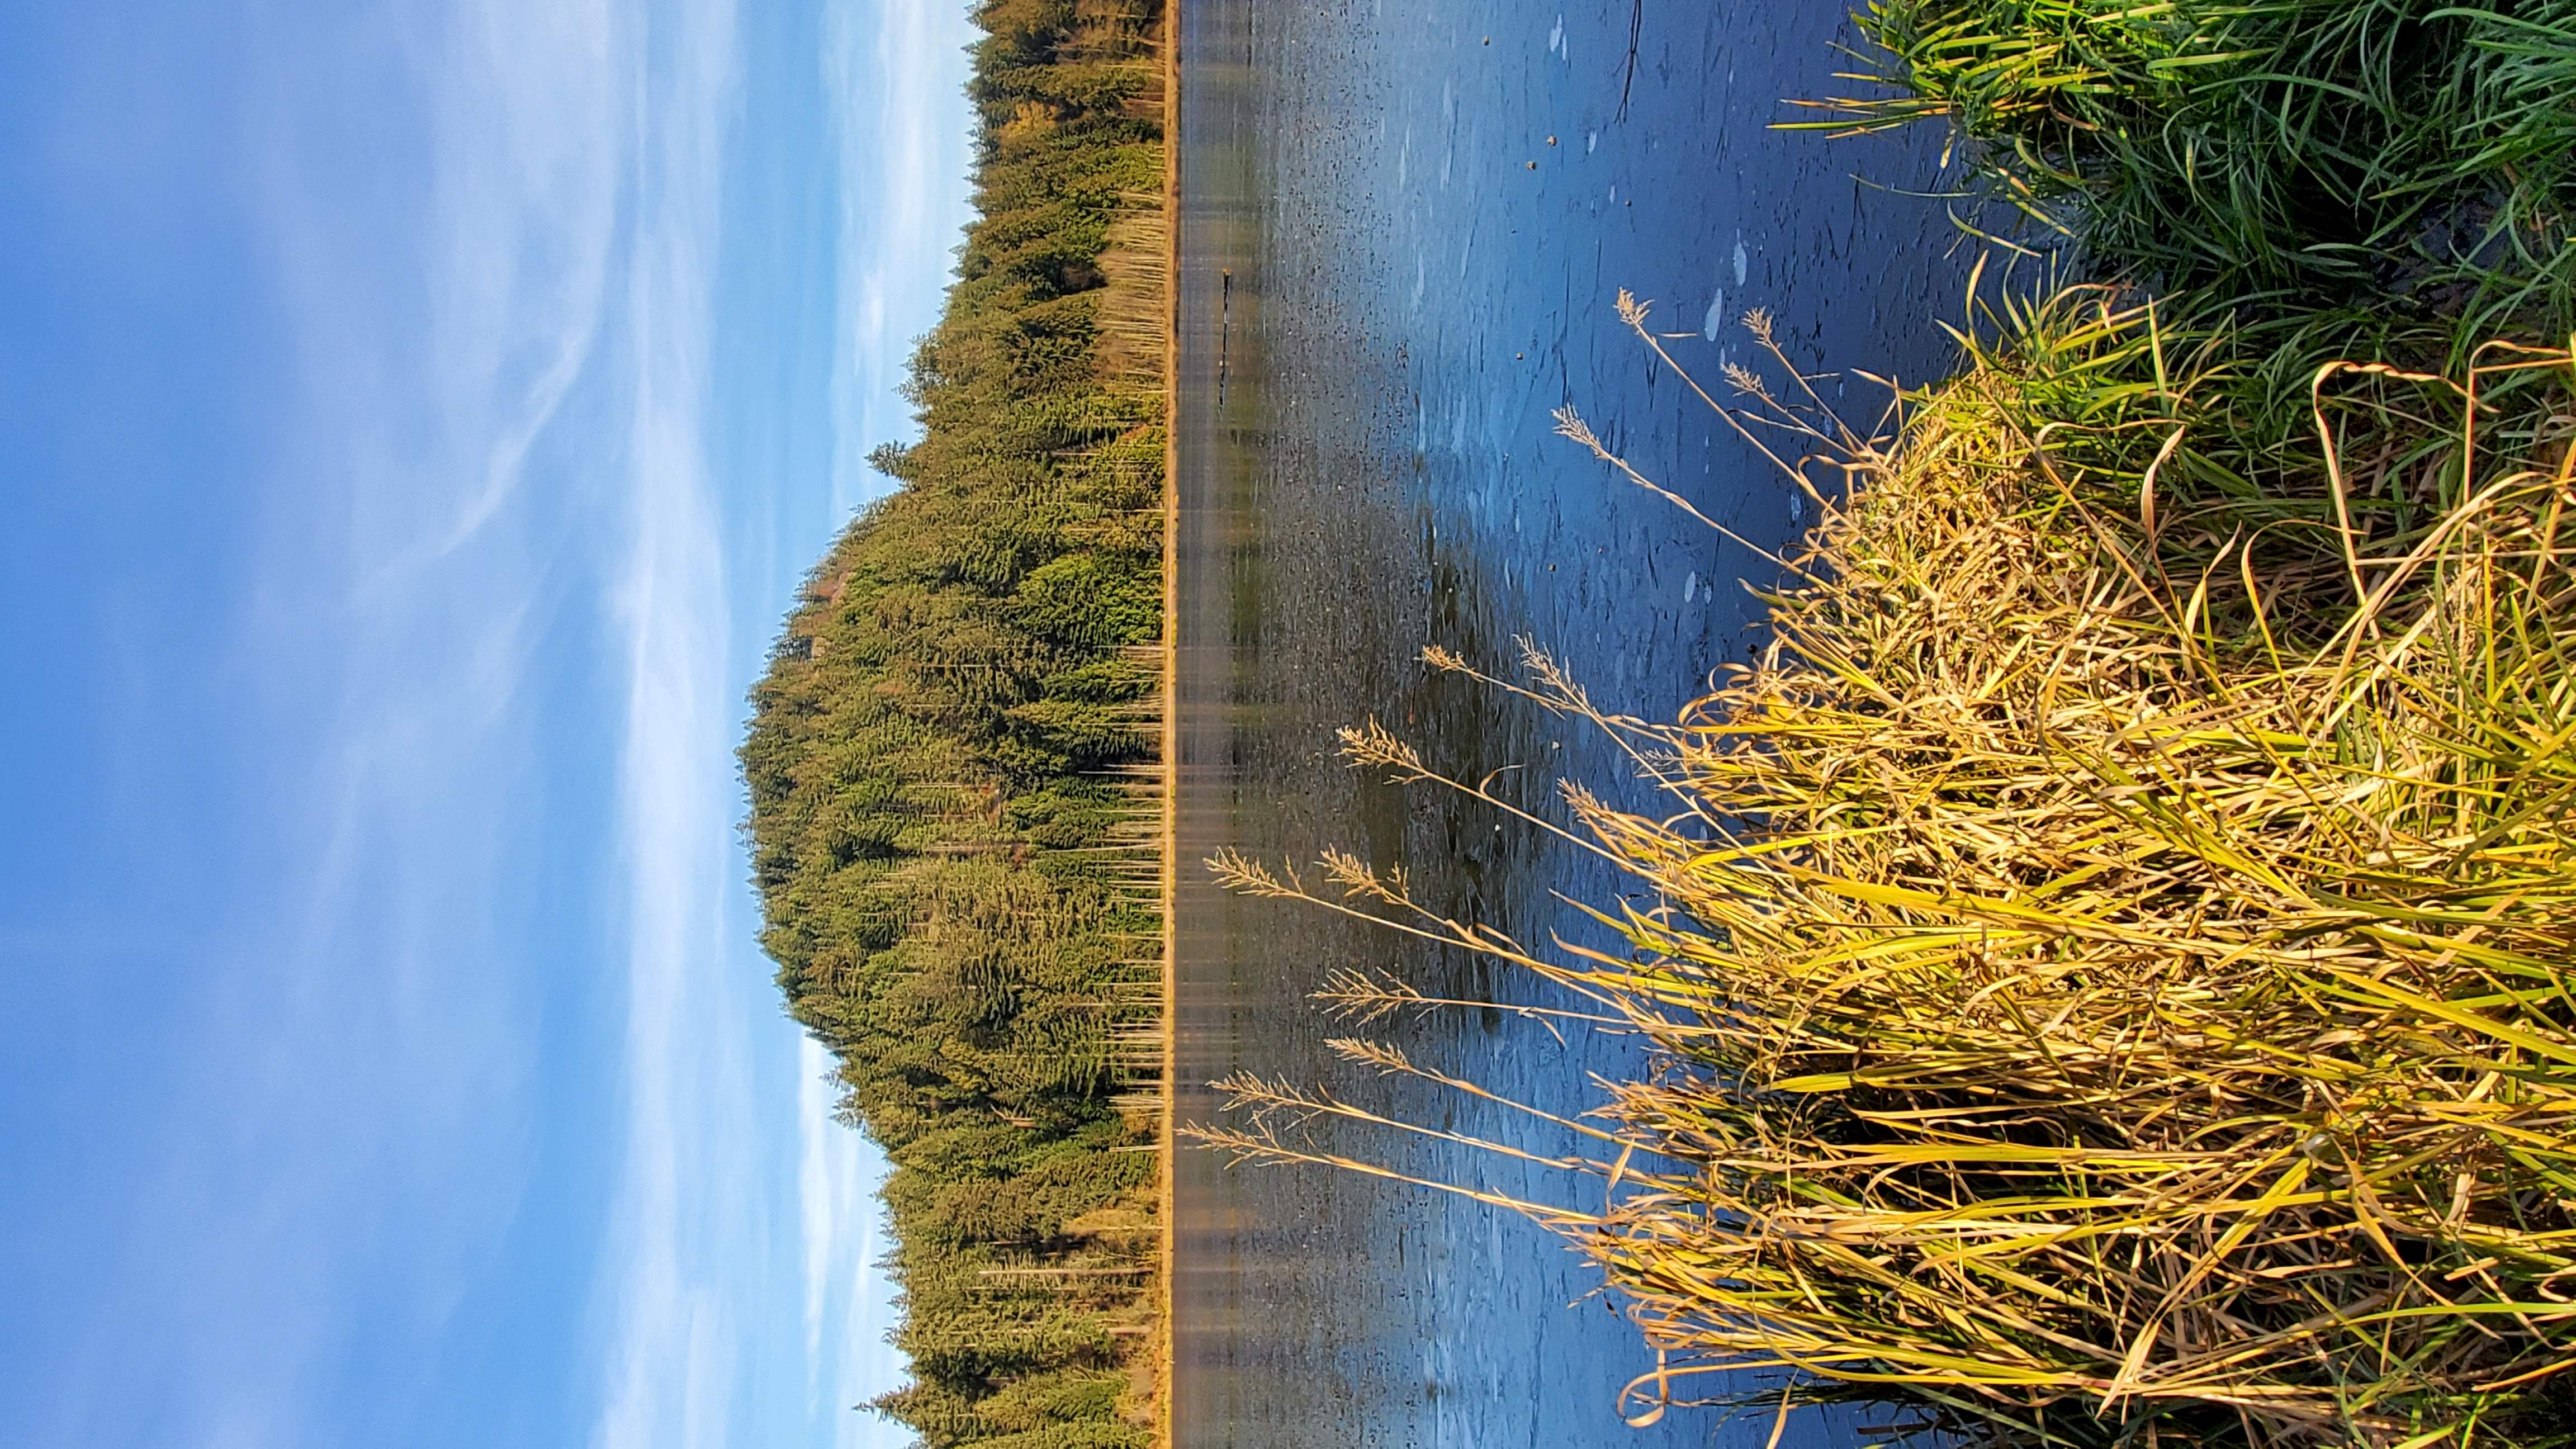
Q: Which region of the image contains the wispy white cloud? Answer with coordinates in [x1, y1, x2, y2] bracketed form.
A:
[25, 0, 925, 1444]
[261, 0, 624, 585]
[797, 1041, 905, 1446]
[85, 0, 973, 1444]
[415, 0, 623, 557]
[92, 1, 640, 1442]
[588, 4, 770, 1449]
[825, 0, 978, 518]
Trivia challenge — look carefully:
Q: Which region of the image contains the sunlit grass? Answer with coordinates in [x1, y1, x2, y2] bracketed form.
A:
[1182, 4, 2576, 1436]
[1190, 293, 2576, 1446]
[1794, 0, 2576, 354]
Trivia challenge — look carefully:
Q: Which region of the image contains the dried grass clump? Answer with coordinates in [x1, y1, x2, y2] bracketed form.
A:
[1192, 293, 2576, 1446]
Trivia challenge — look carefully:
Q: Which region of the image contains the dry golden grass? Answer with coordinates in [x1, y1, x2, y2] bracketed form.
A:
[1191, 293, 2576, 1446]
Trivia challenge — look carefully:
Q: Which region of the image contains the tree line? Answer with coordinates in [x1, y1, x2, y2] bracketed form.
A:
[742, 2, 1169, 1443]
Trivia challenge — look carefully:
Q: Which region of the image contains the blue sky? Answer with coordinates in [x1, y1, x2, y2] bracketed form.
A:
[0, 2, 975, 1445]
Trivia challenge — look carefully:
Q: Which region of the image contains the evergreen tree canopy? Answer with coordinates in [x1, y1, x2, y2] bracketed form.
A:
[743, 3, 1168, 1442]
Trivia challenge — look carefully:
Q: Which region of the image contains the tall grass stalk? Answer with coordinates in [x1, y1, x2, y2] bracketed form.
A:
[1189, 296, 2576, 1446]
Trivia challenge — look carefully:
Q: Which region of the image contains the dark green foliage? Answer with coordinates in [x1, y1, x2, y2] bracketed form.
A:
[743, 3, 1167, 1443]
[1822, 0, 2576, 345]
[1812, 0, 2576, 659]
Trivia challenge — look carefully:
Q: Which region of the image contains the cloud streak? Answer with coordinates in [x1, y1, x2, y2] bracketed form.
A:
[825, 0, 979, 518]
[797, 1040, 904, 1447]
[29, 0, 641, 1442]
[586, 4, 790, 1449]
